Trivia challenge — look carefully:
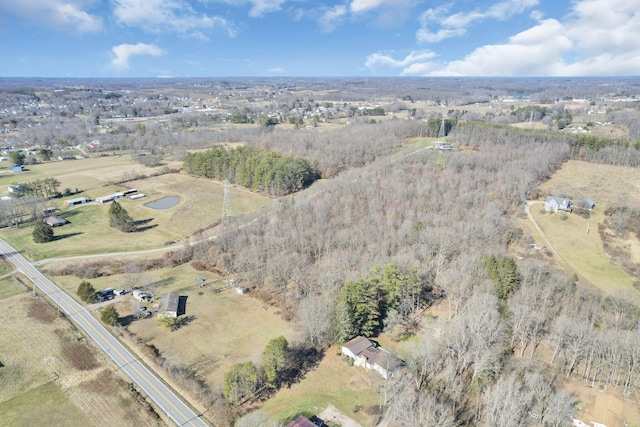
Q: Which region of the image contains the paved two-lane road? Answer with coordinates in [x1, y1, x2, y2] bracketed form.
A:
[0, 238, 209, 427]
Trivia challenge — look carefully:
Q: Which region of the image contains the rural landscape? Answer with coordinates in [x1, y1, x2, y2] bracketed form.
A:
[2, 76, 640, 427]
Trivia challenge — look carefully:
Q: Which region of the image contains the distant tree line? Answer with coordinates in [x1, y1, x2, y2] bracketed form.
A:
[452, 121, 640, 167]
[183, 146, 318, 196]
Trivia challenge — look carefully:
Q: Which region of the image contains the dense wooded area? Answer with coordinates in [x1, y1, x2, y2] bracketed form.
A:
[191, 119, 640, 425]
[183, 146, 317, 196]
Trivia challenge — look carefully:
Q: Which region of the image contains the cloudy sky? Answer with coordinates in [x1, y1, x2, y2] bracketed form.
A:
[0, 0, 638, 77]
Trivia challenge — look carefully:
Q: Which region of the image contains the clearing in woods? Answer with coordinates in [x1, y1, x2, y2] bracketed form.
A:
[0, 292, 163, 427]
[528, 160, 640, 295]
[260, 345, 380, 427]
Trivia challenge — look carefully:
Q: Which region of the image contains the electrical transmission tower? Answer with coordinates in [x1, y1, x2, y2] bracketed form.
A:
[438, 115, 447, 139]
[221, 180, 233, 223]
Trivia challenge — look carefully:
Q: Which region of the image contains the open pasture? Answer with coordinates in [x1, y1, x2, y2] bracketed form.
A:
[531, 207, 635, 293]
[1, 170, 271, 260]
[0, 155, 182, 196]
[538, 160, 640, 208]
[0, 293, 162, 426]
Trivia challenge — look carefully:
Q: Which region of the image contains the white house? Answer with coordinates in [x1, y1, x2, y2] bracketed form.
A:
[342, 336, 400, 379]
[544, 196, 573, 213]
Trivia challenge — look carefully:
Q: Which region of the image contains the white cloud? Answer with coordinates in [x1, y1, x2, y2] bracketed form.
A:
[431, 19, 572, 76]
[416, 28, 466, 43]
[267, 67, 285, 73]
[433, 0, 640, 76]
[318, 5, 347, 33]
[350, 0, 387, 14]
[246, 0, 286, 18]
[213, 0, 286, 18]
[110, 43, 166, 71]
[0, 0, 102, 33]
[113, 0, 235, 37]
[418, 0, 538, 43]
[349, 0, 417, 28]
[365, 50, 436, 69]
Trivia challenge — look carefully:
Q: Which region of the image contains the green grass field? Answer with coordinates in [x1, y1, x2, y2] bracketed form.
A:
[0, 381, 91, 427]
[531, 207, 636, 294]
[1, 170, 271, 261]
[261, 346, 380, 426]
[0, 277, 24, 300]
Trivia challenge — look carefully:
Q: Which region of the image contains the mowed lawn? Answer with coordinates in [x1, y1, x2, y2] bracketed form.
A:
[533, 159, 640, 294]
[1, 171, 271, 260]
[531, 207, 636, 294]
[50, 262, 293, 391]
[261, 345, 380, 427]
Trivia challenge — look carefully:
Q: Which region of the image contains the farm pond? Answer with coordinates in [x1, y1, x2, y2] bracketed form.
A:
[144, 196, 180, 210]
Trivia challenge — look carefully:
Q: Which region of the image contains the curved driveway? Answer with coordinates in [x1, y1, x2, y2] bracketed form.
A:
[0, 238, 209, 427]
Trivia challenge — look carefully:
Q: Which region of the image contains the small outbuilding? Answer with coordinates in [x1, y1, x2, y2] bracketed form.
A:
[158, 292, 179, 318]
[132, 289, 152, 302]
[578, 197, 596, 210]
[44, 216, 68, 227]
[64, 197, 90, 206]
[9, 165, 23, 173]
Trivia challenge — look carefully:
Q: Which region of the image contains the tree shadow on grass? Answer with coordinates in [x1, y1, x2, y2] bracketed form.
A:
[282, 346, 324, 388]
[134, 218, 154, 226]
[53, 232, 83, 241]
[135, 223, 158, 233]
[118, 314, 137, 327]
[168, 314, 196, 331]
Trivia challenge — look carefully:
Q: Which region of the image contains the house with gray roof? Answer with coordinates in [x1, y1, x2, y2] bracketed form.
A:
[544, 196, 573, 213]
[158, 292, 179, 318]
[341, 336, 401, 379]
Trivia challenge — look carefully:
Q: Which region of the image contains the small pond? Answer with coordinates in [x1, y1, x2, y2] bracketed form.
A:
[144, 196, 180, 210]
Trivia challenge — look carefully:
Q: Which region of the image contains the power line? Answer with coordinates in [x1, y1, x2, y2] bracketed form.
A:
[221, 179, 233, 223]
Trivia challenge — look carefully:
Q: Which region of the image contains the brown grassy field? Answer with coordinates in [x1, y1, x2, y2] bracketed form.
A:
[538, 160, 640, 207]
[49, 262, 293, 392]
[0, 293, 164, 427]
[1, 171, 271, 260]
[0, 155, 182, 195]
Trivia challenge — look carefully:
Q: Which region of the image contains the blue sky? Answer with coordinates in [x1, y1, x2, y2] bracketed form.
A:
[0, 0, 638, 78]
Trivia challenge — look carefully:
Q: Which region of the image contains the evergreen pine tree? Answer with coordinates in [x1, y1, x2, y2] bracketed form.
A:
[108, 201, 136, 232]
[32, 221, 54, 243]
